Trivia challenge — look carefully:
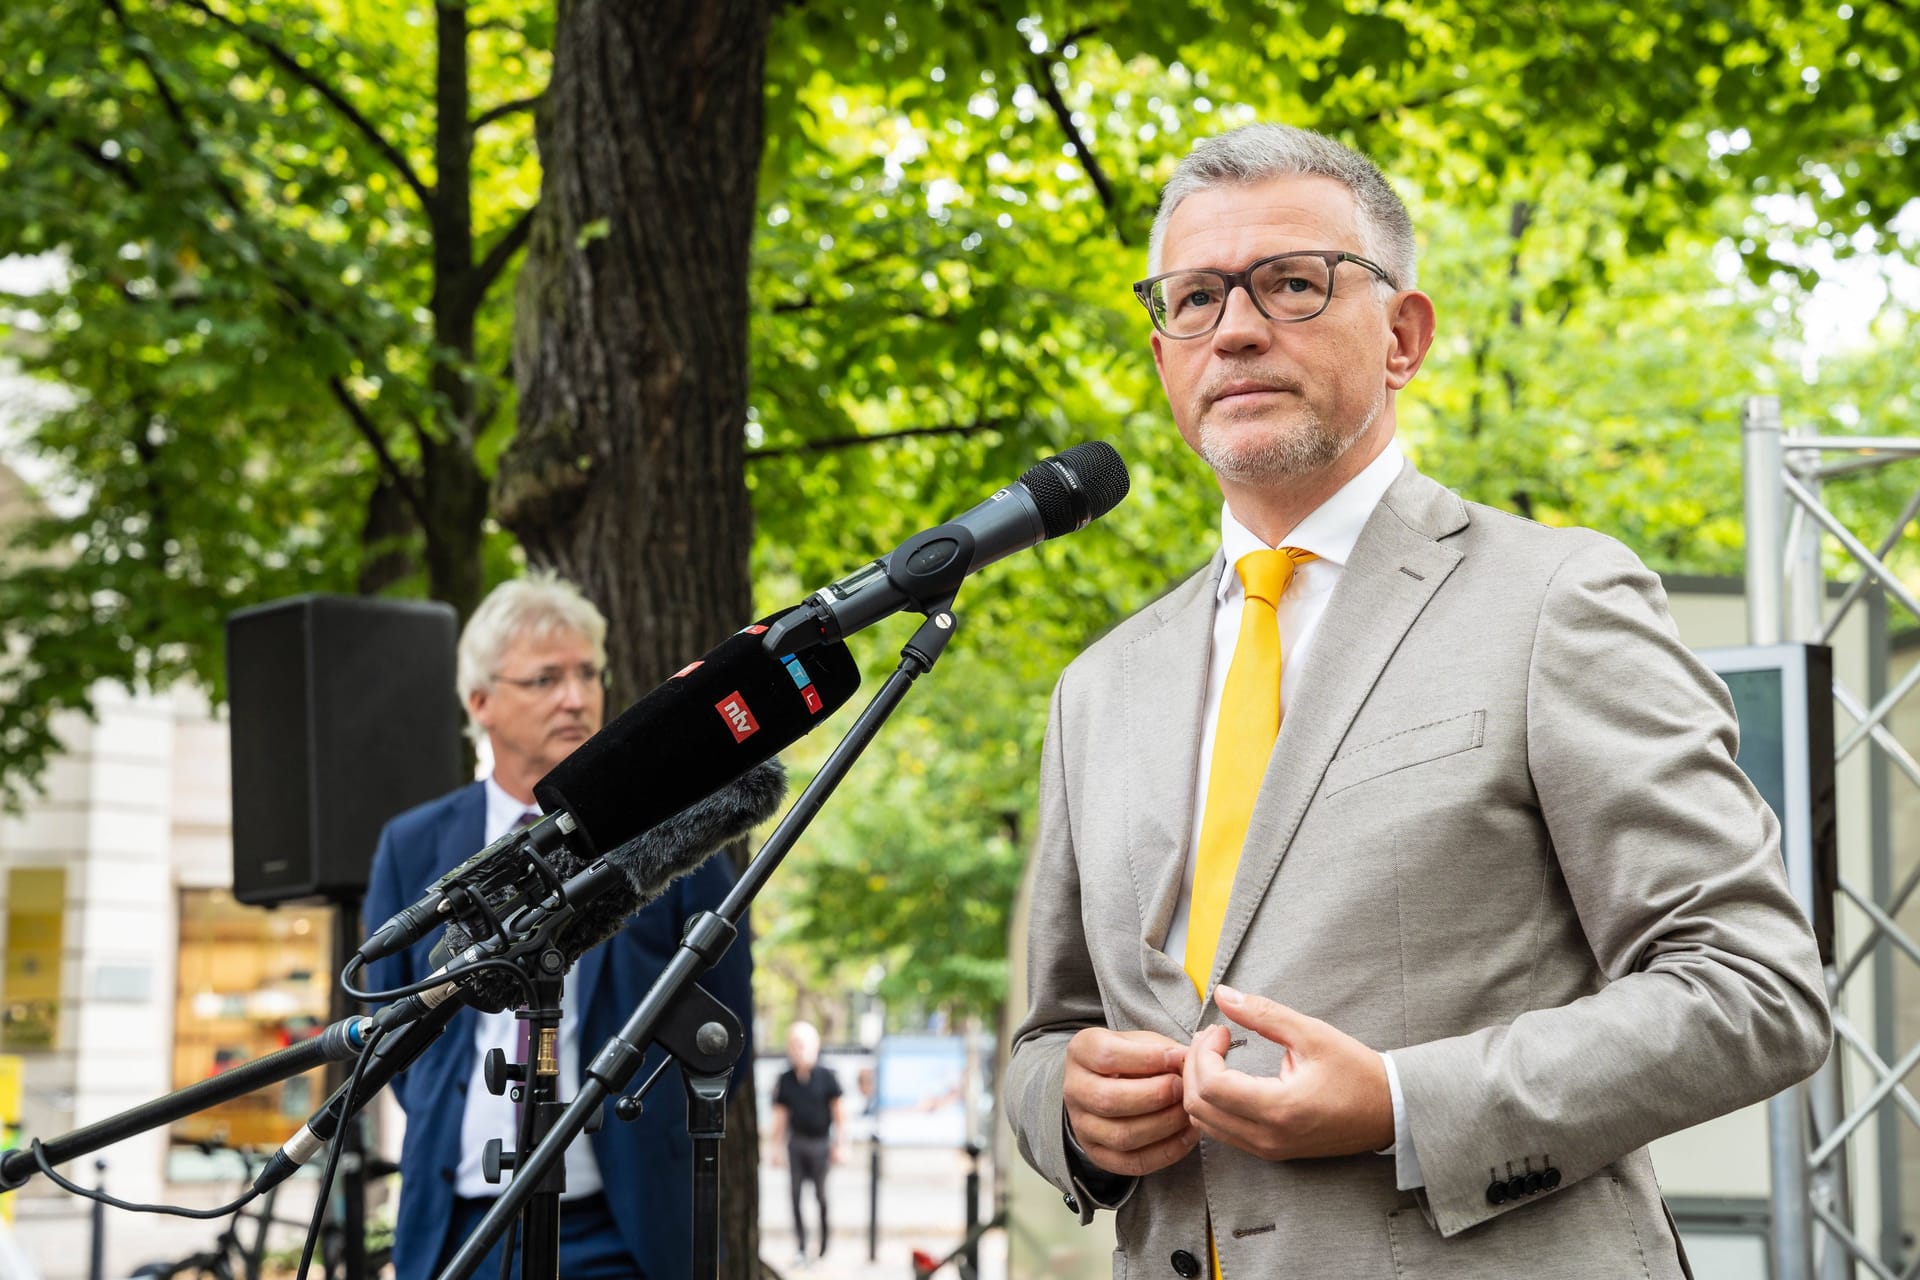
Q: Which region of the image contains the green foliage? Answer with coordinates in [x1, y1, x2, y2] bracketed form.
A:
[0, 0, 543, 807]
[3, 0, 1915, 1013]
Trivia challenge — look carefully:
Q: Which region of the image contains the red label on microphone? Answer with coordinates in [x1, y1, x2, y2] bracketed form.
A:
[802, 686, 823, 713]
[673, 660, 705, 679]
[716, 692, 759, 742]
[744, 625, 769, 635]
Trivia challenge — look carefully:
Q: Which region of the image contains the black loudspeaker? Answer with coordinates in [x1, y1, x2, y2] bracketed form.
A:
[226, 595, 463, 906]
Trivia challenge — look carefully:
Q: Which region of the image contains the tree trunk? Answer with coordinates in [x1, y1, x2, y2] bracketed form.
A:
[501, 2, 775, 1274]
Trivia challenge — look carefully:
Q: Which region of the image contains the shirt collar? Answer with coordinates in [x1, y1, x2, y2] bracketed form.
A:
[483, 773, 539, 840]
[1216, 440, 1405, 599]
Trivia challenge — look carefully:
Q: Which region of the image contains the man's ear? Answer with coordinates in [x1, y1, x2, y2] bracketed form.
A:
[1384, 290, 1436, 391]
[466, 687, 492, 734]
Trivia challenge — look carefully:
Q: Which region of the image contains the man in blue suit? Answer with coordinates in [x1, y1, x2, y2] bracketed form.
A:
[363, 572, 753, 1279]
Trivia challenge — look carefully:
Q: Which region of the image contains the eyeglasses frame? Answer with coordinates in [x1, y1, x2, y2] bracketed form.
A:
[489, 664, 611, 695]
[1131, 249, 1399, 339]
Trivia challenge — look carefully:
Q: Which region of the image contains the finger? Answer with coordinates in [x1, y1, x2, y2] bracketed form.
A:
[1183, 1025, 1230, 1115]
[1188, 1101, 1284, 1160]
[1214, 986, 1320, 1047]
[1070, 1100, 1194, 1154]
[1191, 1053, 1288, 1125]
[1070, 1027, 1188, 1077]
[1067, 1066, 1185, 1119]
[1080, 1120, 1201, 1179]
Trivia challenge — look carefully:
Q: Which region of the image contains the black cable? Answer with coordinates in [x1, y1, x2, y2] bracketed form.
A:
[339, 954, 535, 1007]
[295, 1022, 386, 1280]
[28, 1140, 259, 1218]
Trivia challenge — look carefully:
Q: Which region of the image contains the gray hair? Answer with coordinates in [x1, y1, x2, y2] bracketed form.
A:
[456, 570, 609, 728]
[1146, 123, 1418, 292]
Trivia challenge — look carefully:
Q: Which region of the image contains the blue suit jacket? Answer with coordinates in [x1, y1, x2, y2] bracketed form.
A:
[362, 782, 754, 1280]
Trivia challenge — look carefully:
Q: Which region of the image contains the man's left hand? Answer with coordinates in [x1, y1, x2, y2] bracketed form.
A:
[1182, 984, 1394, 1161]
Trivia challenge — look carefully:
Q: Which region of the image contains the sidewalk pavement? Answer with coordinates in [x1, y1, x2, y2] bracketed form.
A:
[3, 1143, 1004, 1280]
[758, 1143, 1005, 1280]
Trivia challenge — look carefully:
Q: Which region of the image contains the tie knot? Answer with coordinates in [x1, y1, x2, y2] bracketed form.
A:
[1236, 547, 1315, 607]
[515, 809, 541, 831]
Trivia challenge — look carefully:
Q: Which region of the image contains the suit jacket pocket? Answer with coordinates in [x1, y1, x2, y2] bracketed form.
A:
[1322, 710, 1486, 798]
[1387, 1175, 1650, 1279]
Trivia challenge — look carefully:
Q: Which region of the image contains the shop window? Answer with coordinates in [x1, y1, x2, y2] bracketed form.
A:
[2, 868, 65, 1051]
[169, 889, 335, 1157]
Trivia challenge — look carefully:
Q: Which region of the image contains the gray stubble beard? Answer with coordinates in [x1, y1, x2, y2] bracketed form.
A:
[1196, 383, 1386, 486]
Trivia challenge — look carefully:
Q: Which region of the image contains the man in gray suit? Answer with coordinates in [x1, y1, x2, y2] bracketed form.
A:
[1006, 123, 1831, 1278]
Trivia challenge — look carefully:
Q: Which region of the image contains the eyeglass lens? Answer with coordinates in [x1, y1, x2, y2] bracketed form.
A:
[1148, 255, 1334, 336]
[505, 665, 605, 693]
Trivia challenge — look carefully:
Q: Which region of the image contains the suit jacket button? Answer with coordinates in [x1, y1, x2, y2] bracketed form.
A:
[1171, 1250, 1202, 1277]
[1523, 1171, 1545, 1194]
[1505, 1175, 1529, 1201]
[440, 1167, 454, 1184]
[1486, 1178, 1510, 1206]
[1062, 1192, 1080, 1214]
[1542, 1166, 1562, 1190]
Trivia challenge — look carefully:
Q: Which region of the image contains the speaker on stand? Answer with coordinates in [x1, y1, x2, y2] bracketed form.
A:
[225, 594, 463, 1280]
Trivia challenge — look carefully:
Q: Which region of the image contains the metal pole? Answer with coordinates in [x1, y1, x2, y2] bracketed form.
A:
[1747, 396, 1786, 648]
[1788, 424, 1857, 1280]
[1869, 590, 1904, 1270]
[963, 1142, 981, 1276]
[88, 1159, 105, 1280]
[868, 1141, 881, 1263]
[1748, 395, 1817, 1280]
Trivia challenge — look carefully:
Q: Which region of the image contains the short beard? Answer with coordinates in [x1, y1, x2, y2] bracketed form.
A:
[1196, 384, 1385, 485]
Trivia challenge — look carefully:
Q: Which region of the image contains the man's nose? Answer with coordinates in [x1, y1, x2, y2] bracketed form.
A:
[1211, 285, 1273, 355]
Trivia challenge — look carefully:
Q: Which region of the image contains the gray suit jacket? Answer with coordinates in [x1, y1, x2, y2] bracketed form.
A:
[1007, 461, 1831, 1278]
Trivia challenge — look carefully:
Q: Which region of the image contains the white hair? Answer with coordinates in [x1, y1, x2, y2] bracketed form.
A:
[456, 570, 609, 733]
[1146, 123, 1418, 292]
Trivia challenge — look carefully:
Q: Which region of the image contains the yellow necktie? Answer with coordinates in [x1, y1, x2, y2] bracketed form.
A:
[1185, 547, 1315, 997]
[1188, 547, 1314, 1280]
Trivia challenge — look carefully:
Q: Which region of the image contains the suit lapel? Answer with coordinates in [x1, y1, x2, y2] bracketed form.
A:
[435, 786, 488, 1066]
[1206, 465, 1469, 990]
[1124, 557, 1222, 1031]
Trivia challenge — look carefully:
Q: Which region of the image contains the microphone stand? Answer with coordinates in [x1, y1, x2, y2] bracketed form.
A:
[0, 1015, 371, 1193]
[438, 604, 962, 1280]
[475, 964, 570, 1280]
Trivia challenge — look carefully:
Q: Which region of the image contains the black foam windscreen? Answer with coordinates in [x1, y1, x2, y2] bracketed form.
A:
[1020, 441, 1130, 538]
[534, 614, 859, 856]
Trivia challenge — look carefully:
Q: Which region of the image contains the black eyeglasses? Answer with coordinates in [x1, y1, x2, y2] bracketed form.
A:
[491, 663, 610, 695]
[1132, 250, 1397, 339]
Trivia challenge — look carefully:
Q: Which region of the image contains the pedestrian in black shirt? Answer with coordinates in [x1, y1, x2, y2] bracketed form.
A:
[768, 1021, 843, 1267]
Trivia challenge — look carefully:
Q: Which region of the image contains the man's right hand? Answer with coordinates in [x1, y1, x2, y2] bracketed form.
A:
[1063, 1028, 1198, 1178]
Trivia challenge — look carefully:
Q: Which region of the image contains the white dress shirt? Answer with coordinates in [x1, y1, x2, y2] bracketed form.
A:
[454, 775, 606, 1200]
[1163, 439, 1425, 1192]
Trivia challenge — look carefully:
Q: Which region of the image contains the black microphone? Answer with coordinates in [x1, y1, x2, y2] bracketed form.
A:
[532, 615, 859, 858]
[426, 760, 790, 1014]
[358, 615, 859, 965]
[762, 440, 1130, 654]
[273, 761, 790, 1192]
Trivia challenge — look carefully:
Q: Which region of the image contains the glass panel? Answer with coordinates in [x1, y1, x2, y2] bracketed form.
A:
[168, 888, 335, 1164]
[2, 868, 66, 1051]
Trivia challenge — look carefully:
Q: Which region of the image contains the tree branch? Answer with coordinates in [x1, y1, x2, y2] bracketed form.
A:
[172, 0, 435, 212]
[473, 94, 542, 131]
[102, 0, 445, 466]
[472, 203, 537, 297]
[1028, 53, 1130, 246]
[328, 376, 428, 527]
[746, 419, 1008, 462]
[0, 79, 145, 192]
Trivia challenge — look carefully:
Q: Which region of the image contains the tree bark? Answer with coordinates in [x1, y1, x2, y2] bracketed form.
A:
[502, 2, 776, 1273]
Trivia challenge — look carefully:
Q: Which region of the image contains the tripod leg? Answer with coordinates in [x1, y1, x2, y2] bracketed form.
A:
[683, 1068, 730, 1280]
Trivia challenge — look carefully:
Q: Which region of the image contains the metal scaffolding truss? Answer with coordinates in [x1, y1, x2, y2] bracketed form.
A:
[1746, 395, 1920, 1280]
